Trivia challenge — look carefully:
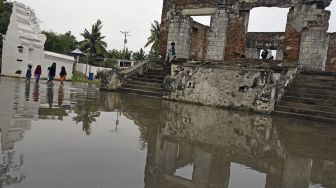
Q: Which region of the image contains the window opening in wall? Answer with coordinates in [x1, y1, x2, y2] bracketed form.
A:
[259, 49, 277, 60]
[248, 7, 289, 32]
[191, 16, 211, 26]
[327, 1, 336, 32]
[189, 16, 211, 61]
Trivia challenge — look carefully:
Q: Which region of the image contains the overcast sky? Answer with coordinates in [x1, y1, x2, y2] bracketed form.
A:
[18, 0, 336, 52]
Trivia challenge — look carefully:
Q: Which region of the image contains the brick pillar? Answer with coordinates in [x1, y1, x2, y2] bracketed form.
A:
[167, 14, 193, 60]
[283, 8, 302, 62]
[298, 8, 331, 71]
[206, 9, 229, 61]
[224, 11, 250, 61]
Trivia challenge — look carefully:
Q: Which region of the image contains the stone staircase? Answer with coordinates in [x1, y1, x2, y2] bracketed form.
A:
[119, 64, 171, 97]
[274, 72, 336, 123]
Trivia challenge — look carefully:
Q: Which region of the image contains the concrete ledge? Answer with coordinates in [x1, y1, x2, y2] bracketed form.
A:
[182, 8, 217, 16]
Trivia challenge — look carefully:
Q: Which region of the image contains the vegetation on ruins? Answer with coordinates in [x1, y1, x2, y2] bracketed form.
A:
[80, 19, 108, 65]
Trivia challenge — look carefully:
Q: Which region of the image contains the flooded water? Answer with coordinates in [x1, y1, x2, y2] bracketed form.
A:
[0, 77, 335, 188]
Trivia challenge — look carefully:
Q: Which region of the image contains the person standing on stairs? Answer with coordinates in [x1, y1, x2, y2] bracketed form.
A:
[167, 42, 176, 63]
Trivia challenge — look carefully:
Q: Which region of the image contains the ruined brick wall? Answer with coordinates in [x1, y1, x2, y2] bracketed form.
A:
[159, 0, 217, 57]
[167, 14, 193, 59]
[206, 9, 228, 61]
[246, 32, 285, 60]
[224, 11, 249, 61]
[326, 33, 336, 72]
[190, 21, 209, 61]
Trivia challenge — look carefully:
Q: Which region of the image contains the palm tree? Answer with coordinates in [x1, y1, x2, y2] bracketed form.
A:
[145, 20, 160, 53]
[80, 19, 107, 65]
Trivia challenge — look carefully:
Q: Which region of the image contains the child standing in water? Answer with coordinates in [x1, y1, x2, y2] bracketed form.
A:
[47, 62, 57, 85]
[25, 64, 32, 83]
[34, 65, 42, 84]
[59, 66, 67, 86]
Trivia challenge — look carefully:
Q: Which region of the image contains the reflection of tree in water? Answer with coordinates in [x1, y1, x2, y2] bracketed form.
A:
[72, 98, 101, 136]
[0, 151, 25, 187]
[138, 126, 149, 150]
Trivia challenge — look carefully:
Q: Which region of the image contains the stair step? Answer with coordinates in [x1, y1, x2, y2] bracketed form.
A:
[134, 78, 163, 84]
[273, 110, 336, 123]
[278, 101, 336, 113]
[127, 80, 162, 88]
[139, 74, 165, 80]
[275, 105, 336, 119]
[145, 71, 169, 77]
[287, 87, 336, 96]
[119, 88, 162, 97]
[285, 92, 336, 101]
[281, 96, 336, 107]
[123, 84, 162, 93]
[296, 74, 336, 81]
[292, 81, 336, 88]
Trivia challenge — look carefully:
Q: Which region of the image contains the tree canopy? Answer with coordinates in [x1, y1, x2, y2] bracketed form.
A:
[80, 19, 107, 64]
[43, 31, 79, 54]
[145, 20, 160, 54]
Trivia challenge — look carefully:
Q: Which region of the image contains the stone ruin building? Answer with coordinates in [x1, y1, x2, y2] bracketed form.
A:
[100, 0, 336, 121]
[159, 0, 335, 72]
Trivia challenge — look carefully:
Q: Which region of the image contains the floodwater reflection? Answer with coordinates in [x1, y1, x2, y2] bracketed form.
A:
[0, 77, 335, 188]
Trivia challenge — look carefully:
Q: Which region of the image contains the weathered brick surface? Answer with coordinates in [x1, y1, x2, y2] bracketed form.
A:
[206, 9, 228, 61]
[160, 0, 334, 71]
[326, 33, 336, 72]
[246, 32, 285, 60]
[224, 12, 249, 61]
[190, 21, 209, 61]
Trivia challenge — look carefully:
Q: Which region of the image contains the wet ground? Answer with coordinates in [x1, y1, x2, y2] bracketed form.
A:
[0, 77, 335, 188]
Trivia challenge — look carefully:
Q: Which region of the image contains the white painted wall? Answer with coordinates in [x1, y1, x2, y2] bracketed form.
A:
[76, 64, 113, 77]
[1, 2, 74, 80]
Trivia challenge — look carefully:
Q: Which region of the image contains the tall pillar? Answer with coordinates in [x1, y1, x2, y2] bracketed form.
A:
[167, 12, 193, 60]
[285, 3, 331, 71]
[206, 9, 229, 61]
[224, 10, 250, 61]
[297, 5, 331, 71]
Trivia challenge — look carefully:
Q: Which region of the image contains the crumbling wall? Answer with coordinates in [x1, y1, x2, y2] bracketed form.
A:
[326, 33, 336, 72]
[224, 11, 250, 61]
[190, 21, 209, 61]
[163, 63, 297, 114]
[246, 32, 285, 60]
[206, 9, 228, 61]
[167, 13, 193, 59]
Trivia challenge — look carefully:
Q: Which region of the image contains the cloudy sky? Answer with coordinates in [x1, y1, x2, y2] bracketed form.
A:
[18, 0, 336, 52]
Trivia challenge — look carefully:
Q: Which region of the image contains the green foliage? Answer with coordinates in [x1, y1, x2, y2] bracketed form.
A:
[0, 0, 12, 69]
[72, 70, 87, 80]
[43, 31, 79, 54]
[148, 49, 159, 63]
[132, 48, 146, 61]
[80, 19, 107, 65]
[145, 20, 160, 53]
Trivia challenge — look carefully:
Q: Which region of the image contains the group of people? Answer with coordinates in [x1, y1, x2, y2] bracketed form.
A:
[261, 48, 274, 60]
[25, 63, 67, 86]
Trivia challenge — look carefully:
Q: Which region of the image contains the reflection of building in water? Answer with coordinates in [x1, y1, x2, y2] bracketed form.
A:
[102, 93, 336, 188]
[141, 102, 336, 188]
[0, 78, 37, 187]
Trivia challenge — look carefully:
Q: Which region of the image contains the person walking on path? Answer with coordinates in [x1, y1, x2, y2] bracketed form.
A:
[47, 63, 57, 85]
[59, 66, 67, 86]
[25, 64, 32, 83]
[34, 65, 42, 84]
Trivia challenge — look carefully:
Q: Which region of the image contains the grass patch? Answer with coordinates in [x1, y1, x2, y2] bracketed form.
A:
[71, 70, 100, 85]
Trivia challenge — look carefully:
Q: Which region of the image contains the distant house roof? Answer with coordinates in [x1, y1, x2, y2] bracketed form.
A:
[44, 51, 74, 61]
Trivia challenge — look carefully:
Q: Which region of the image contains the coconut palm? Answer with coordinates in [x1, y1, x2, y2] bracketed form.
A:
[80, 19, 107, 65]
[145, 20, 160, 53]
